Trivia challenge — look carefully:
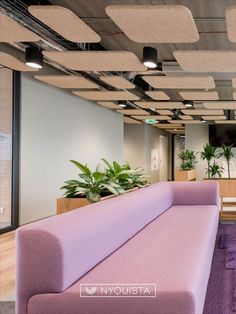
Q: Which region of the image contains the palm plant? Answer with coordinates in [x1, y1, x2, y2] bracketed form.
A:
[178, 149, 197, 171]
[206, 161, 224, 179]
[61, 160, 123, 203]
[219, 144, 234, 178]
[200, 144, 218, 179]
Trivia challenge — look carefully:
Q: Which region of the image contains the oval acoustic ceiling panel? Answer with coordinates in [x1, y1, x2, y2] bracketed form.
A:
[179, 91, 219, 101]
[142, 76, 215, 89]
[135, 101, 185, 109]
[106, 5, 199, 43]
[28, 5, 101, 43]
[34, 75, 99, 89]
[225, 6, 236, 43]
[0, 13, 40, 43]
[72, 90, 140, 101]
[174, 50, 236, 72]
[181, 109, 224, 115]
[202, 116, 226, 121]
[204, 102, 236, 110]
[132, 115, 171, 120]
[43, 51, 146, 72]
[179, 115, 193, 120]
[145, 91, 170, 100]
[116, 109, 149, 115]
[0, 52, 38, 72]
[215, 121, 236, 124]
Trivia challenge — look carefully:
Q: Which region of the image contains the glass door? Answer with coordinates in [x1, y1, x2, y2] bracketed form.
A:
[0, 68, 19, 233]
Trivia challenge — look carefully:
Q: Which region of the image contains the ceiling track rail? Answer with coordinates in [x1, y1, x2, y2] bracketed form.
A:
[80, 17, 226, 23]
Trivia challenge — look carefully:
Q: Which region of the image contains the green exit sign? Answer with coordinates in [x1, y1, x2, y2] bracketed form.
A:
[145, 118, 157, 124]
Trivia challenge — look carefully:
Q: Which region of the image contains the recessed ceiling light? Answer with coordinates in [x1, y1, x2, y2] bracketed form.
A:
[184, 100, 193, 108]
[143, 47, 157, 69]
[25, 47, 43, 69]
[118, 103, 126, 107]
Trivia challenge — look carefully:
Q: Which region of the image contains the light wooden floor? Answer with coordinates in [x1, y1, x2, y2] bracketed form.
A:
[0, 231, 15, 301]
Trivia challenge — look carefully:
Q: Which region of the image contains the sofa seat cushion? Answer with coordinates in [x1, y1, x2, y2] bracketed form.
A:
[28, 205, 219, 314]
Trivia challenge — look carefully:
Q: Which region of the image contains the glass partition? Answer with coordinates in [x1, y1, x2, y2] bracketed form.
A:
[0, 67, 19, 233]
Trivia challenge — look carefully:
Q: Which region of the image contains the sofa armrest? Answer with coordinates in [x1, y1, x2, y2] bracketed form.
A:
[171, 181, 219, 207]
[16, 229, 63, 314]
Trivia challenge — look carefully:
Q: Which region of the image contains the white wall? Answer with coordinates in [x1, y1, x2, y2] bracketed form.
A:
[123, 124, 145, 169]
[20, 74, 123, 224]
[185, 124, 209, 180]
[124, 124, 170, 182]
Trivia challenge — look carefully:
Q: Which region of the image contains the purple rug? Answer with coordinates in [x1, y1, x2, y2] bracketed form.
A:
[204, 223, 236, 314]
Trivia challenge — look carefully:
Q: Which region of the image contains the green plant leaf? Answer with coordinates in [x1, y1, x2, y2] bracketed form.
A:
[101, 183, 119, 195]
[113, 161, 121, 174]
[102, 158, 113, 171]
[79, 173, 92, 183]
[70, 160, 91, 175]
[77, 187, 90, 192]
[92, 172, 105, 182]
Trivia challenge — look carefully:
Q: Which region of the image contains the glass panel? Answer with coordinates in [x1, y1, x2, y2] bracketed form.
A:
[0, 68, 13, 230]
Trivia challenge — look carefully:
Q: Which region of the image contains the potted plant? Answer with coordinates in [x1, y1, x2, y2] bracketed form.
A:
[102, 159, 149, 191]
[57, 159, 149, 214]
[206, 161, 224, 179]
[200, 144, 218, 179]
[175, 149, 197, 181]
[60, 160, 124, 203]
[201, 143, 236, 219]
[219, 144, 234, 179]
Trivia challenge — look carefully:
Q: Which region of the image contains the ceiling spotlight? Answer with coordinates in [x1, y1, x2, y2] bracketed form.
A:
[118, 103, 126, 108]
[184, 100, 194, 108]
[25, 47, 43, 69]
[145, 118, 158, 124]
[143, 47, 157, 69]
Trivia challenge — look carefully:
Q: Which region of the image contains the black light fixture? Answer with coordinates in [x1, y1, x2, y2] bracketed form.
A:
[183, 100, 194, 108]
[143, 47, 157, 69]
[25, 47, 43, 69]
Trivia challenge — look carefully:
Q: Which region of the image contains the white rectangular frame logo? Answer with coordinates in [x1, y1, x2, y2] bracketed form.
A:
[80, 283, 157, 298]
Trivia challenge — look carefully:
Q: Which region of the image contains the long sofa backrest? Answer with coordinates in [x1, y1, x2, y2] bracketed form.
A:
[171, 181, 219, 207]
[16, 182, 173, 314]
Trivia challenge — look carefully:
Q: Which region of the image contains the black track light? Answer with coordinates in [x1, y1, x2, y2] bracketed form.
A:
[143, 47, 157, 69]
[25, 47, 43, 69]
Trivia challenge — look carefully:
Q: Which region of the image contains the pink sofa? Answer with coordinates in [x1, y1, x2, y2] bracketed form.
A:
[16, 181, 219, 314]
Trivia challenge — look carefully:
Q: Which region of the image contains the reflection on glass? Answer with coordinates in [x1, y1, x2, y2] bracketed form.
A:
[0, 68, 13, 230]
